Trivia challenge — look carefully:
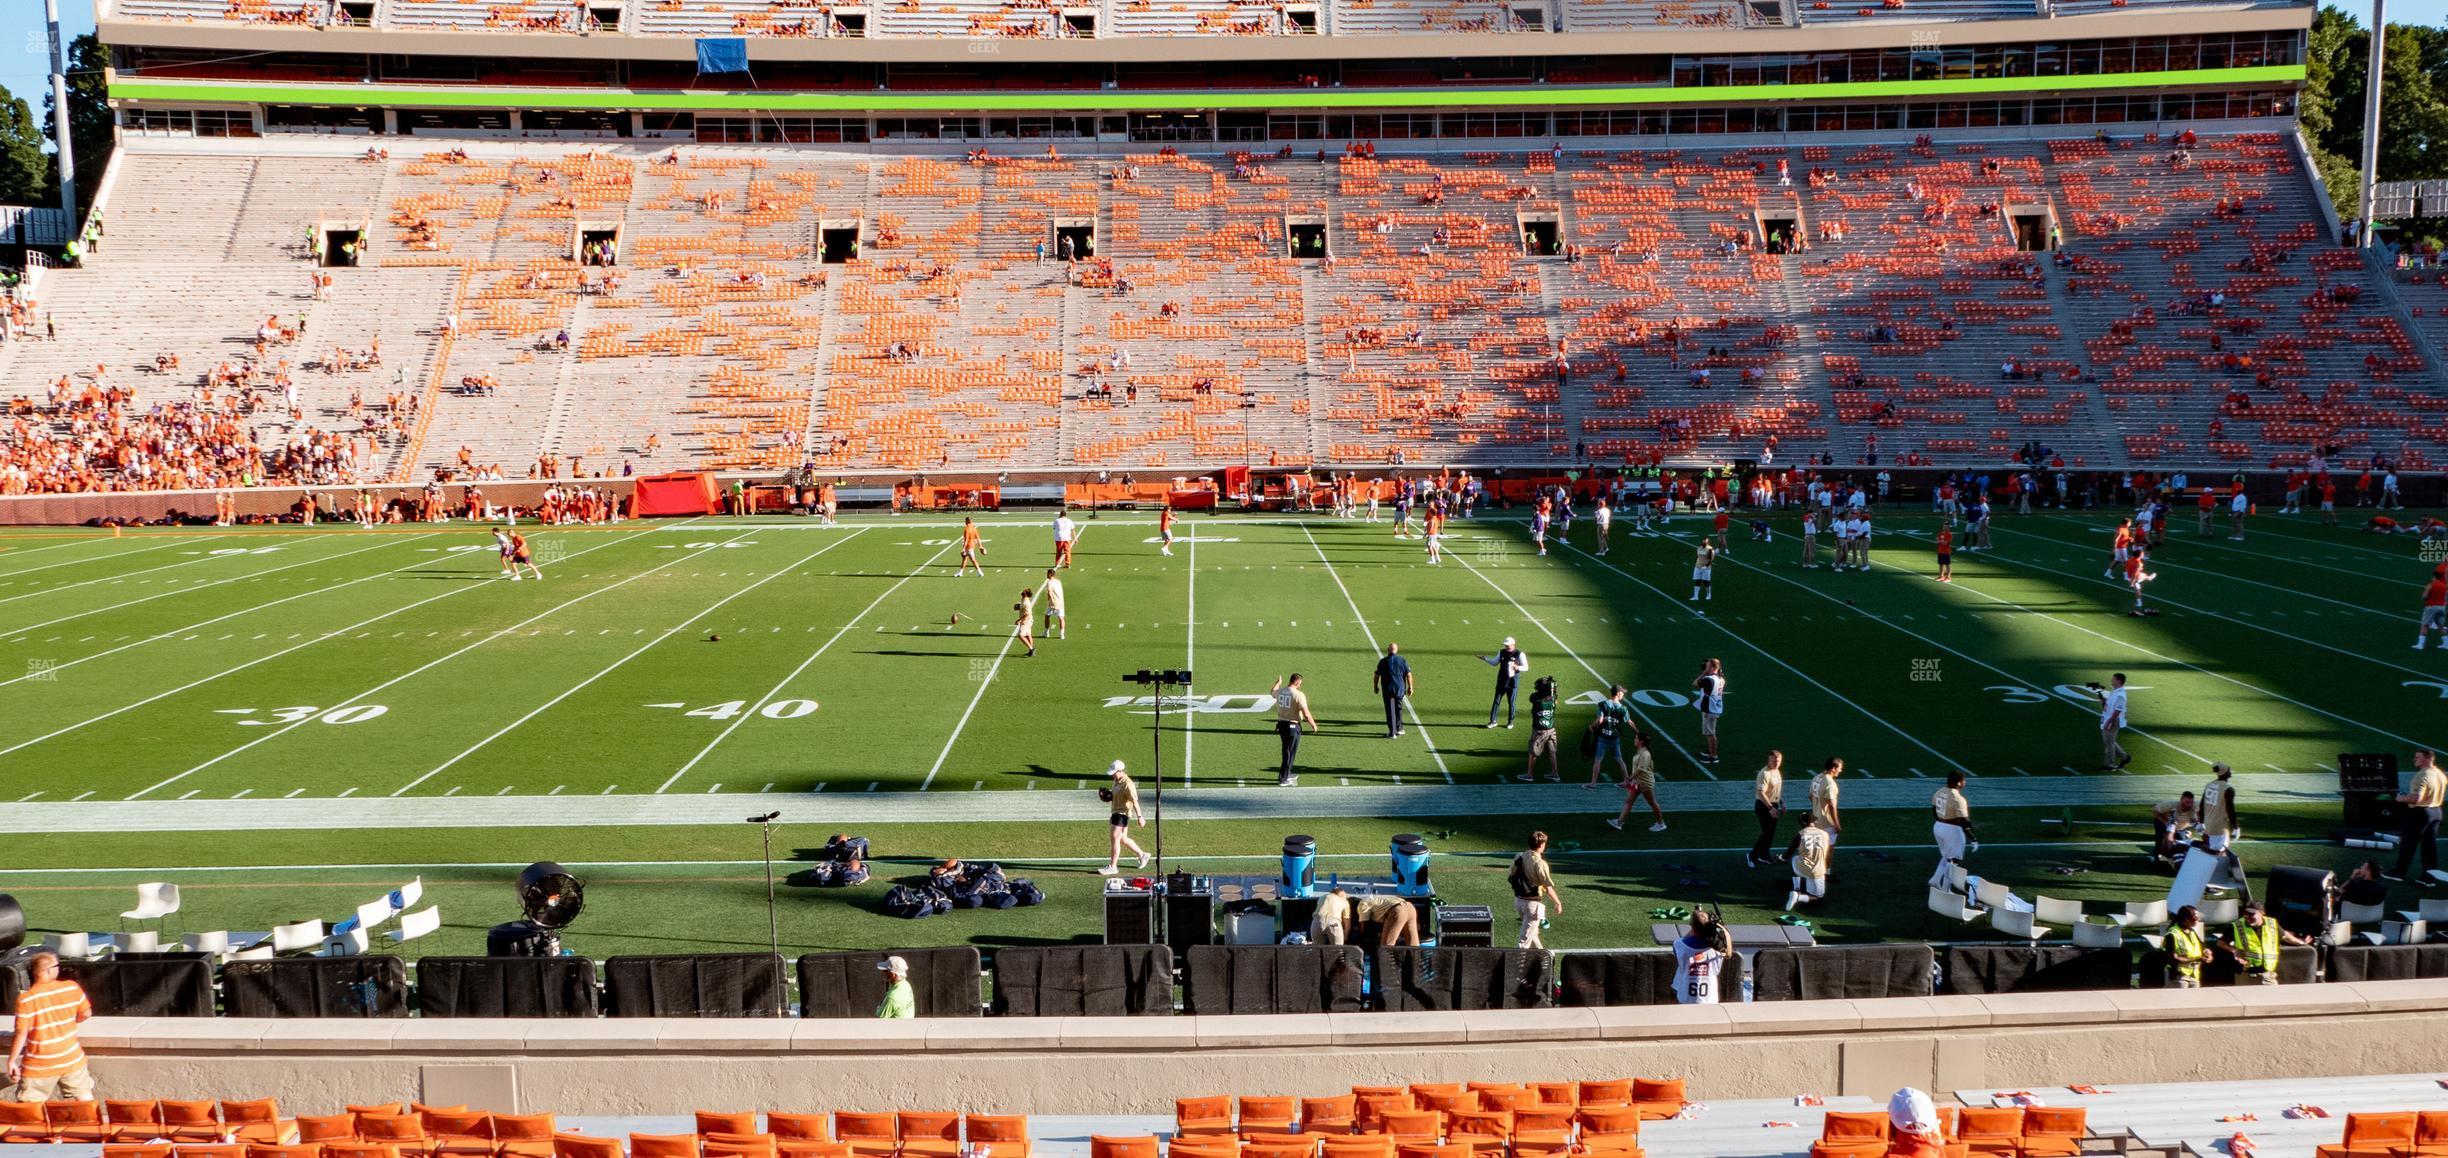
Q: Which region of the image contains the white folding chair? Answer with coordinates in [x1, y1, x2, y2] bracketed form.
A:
[2195, 896, 2241, 926]
[119, 930, 161, 954]
[2071, 920, 2124, 950]
[387, 906, 441, 945]
[391, 878, 424, 912]
[122, 882, 182, 922]
[1929, 887, 1987, 922]
[1989, 907, 2052, 942]
[2341, 899, 2389, 926]
[344, 896, 396, 935]
[1946, 863, 1969, 891]
[2112, 899, 2168, 929]
[320, 929, 370, 957]
[185, 930, 232, 956]
[43, 932, 92, 960]
[229, 944, 275, 962]
[1974, 879, 2014, 911]
[2418, 896, 2448, 924]
[270, 919, 326, 954]
[2383, 915, 2430, 945]
[2034, 895, 2086, 928]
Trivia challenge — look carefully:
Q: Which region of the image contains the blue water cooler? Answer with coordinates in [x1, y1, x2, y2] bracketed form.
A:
[1391, 833, 1433, 896]
[1281, 835, 1317, 899]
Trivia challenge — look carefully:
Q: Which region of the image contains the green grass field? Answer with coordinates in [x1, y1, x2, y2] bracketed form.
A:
[1, 505, 2442, 959]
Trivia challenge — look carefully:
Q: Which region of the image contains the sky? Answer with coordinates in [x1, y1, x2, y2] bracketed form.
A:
[0, 0, 2437, 120]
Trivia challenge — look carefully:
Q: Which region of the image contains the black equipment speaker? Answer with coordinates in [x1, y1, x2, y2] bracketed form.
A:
[517, 862, 585, 929]
[0, 894, 23, 953]
[2265, 864, 2340, 939]
[2340, 753, 2400, 831]
[486, 920, 563, 958]
[1164, 873, 1214, 958]
[1436, 904, 1494, 949]
[1105, 884, 1158, 945]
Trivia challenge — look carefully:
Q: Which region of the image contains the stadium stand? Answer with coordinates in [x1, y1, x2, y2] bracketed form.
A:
[10, 130, 2441, 492]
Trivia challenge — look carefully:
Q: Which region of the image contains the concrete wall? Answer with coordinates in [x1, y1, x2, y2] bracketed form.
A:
[72, 979, 2448, 1114]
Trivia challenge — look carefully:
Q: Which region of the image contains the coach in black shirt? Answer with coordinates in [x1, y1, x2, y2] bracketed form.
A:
[1373, 643, 1414, 739]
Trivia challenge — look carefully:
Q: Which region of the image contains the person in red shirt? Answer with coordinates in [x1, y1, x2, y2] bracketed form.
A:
[1933, 524, 1954, 583]
[2124, 548, 2156, 617]
[2321, 479, 2339, 525]
[1157, 506, 1176, 558]
[1711, 508, 1732, 556]
[2418, 565, 2447, 651]
[2105, 518, 2134, 579]
[2196, 488, 2217, 536]
[957, 516, 986, 576]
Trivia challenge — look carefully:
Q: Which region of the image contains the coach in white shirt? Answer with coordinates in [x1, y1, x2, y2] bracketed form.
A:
[2088, 673, 2131, 770]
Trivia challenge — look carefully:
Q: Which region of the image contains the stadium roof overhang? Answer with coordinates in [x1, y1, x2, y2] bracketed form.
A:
[98, 5, 2309, 66]
[107, 63, 2307, 113]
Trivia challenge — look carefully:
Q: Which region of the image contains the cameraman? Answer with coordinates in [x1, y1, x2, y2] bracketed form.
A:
[2084, 673, 2132, 770]
[1672, 908, 1733, 1005]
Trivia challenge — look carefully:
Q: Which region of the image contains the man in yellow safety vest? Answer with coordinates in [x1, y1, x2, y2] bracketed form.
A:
[2169, 905, 2209, 988]
[2229, 902, 2308, 985]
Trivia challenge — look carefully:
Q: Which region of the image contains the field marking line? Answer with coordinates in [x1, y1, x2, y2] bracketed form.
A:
[1449, 550, 1707, 776]
[0, 537, 335, 608]
[1298, 522, 1452, 783]
[0, 533, 445, 687]
[1557, 538, 1969, 776]
[1686, 535, 2214, 764]
[0, 533, 439, 640]
[0, 538, 165, 577]
[2035, 514, 2408, 587]
[1871, 552, 2442, 754]
[1184, 531, 1196, 786]
[658, 540, 959, 794]
[921, 612, 1025, 792]
[0, 524, 679, 764]
[1977, 525, 2448, 686]
[122, 524, 705, 800]
[2018, 518, 2393, 616]
[393, 529, 861, 797]
[2221, 517, 2432, 563]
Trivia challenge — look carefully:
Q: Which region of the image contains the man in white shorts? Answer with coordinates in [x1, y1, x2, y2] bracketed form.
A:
[1040, 568, 1067, 640]
[1690, 540, 1715, 610]
[1690, 657, 1726, 765]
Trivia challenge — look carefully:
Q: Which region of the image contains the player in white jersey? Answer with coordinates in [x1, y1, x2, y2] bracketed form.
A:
[1690, 541, 1715, 611]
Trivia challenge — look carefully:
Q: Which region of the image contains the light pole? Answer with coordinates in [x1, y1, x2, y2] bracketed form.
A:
[1120, 668, 1192, 875]
[747, 811, 781, 961]
[2356, 0, 2387, 249]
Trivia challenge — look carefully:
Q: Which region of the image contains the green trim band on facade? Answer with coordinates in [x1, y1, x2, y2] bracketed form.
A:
[110, 65, 2304, 113]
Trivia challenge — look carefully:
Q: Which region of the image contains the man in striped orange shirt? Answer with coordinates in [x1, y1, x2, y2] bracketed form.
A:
[5, 953, 94, 1102]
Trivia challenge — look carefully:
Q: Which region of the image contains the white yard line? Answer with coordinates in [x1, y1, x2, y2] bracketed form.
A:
[921, 621, 1024, 792]
[119, 525, 692, 800]
[0, 538, 324, 608]
[0, 526, 672, 762]
[2232, 519, 2432, 563]
[1183, 531, 1196, 786]
[392, 529, 856, 797]
[2039, 515, 2406, 585]
[657, 540, 958, 794]
[1980, 527, 2448, 686]
[1558, 538, 1969, 776]
[0, 537, 162, 576]
[1876, 554, 2441, 754]
[1450, 551, 1707, 776]
[1691, 538, 2214, 765]
[2018, 521, 2389, 616]
[1298, 523, 1452, 783]
[0, 533, 436, 641]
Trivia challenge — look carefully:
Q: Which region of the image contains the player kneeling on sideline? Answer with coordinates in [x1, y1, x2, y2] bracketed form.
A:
[1748, 518, 1773, 544]
[1785, 816, 1831, 912]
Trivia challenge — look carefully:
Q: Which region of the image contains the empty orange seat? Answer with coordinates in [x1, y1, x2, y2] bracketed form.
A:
[1807, 1111, 1888, 1158]
[107, 1147, 175, 1158]
[1393, 1144, 1471, 1158]
[2317, 1112, 2417, 1158]
[1300, 1098, 1356, 1137]
[1091, 1137, 1161, 1158]
[1353, 1095, 1412, 1135]
[176, 1147, 249, 1158]
[1954, 1108, 2024, 1156]
[963, 1116, 1028, 1158]
[696, 1116, 759, 1140]
[833, 1115, 898, 1158]
[777, 1145, 850, 1158]
[1576, 1082, 1631, 1111]
[492, 1115, 557, 1158]
[1166, 1140, 1239, 1158]
[632, 1135, 700, 1158]
[1240, 1140, 1315, 1158]
[2018, 1107, 2087, 1158]
[765, 1117, 829, 1145]
[423, 1112, 492, 1158]
[161, 1102, 226, 1143]
[1527, 1086, 1574, 1111]
[357, 1117, 429, 1158]
[702, 1135, 777, 1158]
[1373, 1113, 1440, 1146]
[1320, 1139, 1393, 1158]
[47, 1100, 106, 1141]
[1238, 1100, 1298, 1140]
[1177, 1100, 1235, 1139]
[1442, 1112, 1509, 1146]
[297, 1118, 358, 1146]
[1628, 1081, 1685, 1122]
[249, 1145, 323, 1158]
[315, 1147, 396, 1158]
[551, 1135, 622, 1158]
[895, 1113, 960, 1158]
[223, 1102, 294, 1146]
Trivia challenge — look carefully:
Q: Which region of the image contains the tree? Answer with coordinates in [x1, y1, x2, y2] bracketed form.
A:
[41, 35, 114, 214]
[0, 88, 51, 208]
[2301, 6, 2448, 219]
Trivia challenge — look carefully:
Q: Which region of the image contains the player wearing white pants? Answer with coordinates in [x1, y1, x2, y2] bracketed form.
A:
[1931, 771, 1972, 889]
[2201, 763, 2238, 853]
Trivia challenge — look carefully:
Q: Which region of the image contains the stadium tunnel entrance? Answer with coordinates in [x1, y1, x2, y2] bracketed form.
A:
[318, 226, 366, 268]
[575, 224, 621, 266]
[1055, 220, 1097, 261]
[2011, 208, 2055, 251]
[1288, 218, 1328, 260]
[1518, 215, 1561, 257]
[821, 222, 863, 264]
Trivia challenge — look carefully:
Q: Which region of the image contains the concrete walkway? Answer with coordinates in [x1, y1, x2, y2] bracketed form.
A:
[0, 773, 2341, 834]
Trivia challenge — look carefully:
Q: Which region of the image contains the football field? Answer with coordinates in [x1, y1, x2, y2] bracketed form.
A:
[0, 505, 2443, 957]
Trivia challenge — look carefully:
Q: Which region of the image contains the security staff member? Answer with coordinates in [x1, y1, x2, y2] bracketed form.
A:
[2169, 905, 2209, 988]
[2229, 902, 2307, 985]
